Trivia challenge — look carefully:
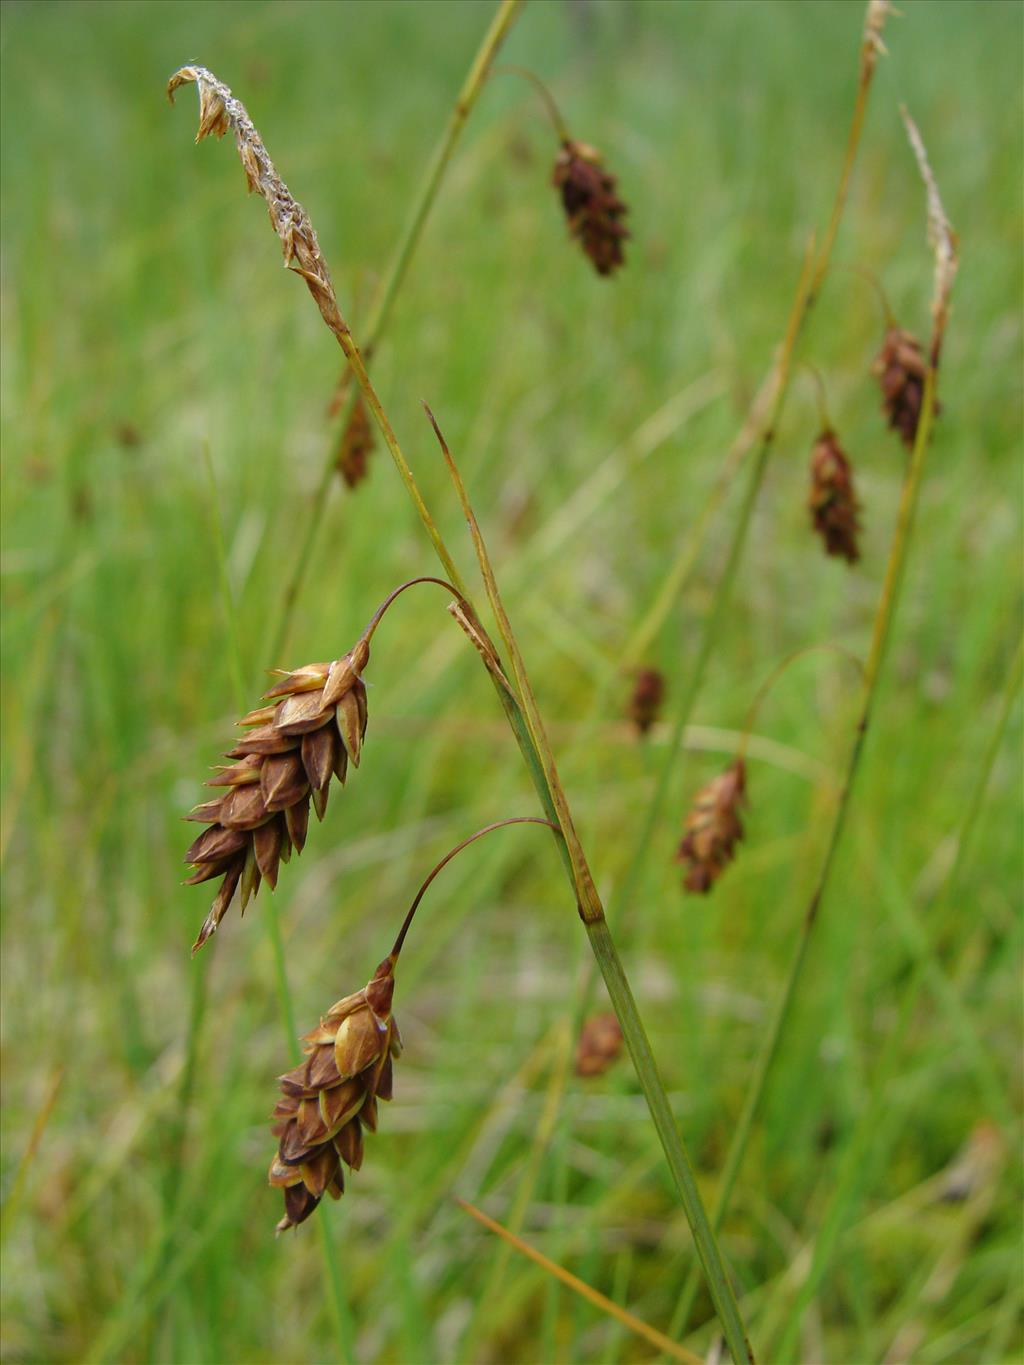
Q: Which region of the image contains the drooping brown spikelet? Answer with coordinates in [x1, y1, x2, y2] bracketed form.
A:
[575, 1012, 624, 1078]
[552, 140, 629, 276]
[270, 955, 401, 1232]
[628, 667, 666, 736]
[872, 326, 933, 450]
[335, 394, 376, 489]
[808, 430, 861, 564]
[184, 638, 370, 952]
[676, 759, 746, 894]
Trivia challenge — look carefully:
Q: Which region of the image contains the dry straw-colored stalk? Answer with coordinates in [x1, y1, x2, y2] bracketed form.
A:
[456, 1197, 704, 1365]
[166, 65, 459, 586]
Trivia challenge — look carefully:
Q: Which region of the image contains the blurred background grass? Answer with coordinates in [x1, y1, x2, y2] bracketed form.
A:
[1, 1, 1021, 1362]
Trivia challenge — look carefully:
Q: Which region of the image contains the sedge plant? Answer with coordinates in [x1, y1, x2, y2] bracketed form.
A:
[167, 60, 754, 1365]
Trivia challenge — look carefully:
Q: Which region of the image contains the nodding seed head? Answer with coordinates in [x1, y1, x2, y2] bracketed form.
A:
[552, 140, 629, 277]
[335, 394, 376, 489]
[872, 326, 935, 451]
[270, 955, 400, 1233]
[185, 644, 369, 953]
[808, 430, 861, 565]
[575, 1012, 624, 1078]
[676, 760, 747, 895]
[628, 667, 666, 737]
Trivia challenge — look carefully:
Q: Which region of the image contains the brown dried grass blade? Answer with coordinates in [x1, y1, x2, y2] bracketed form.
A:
[454, 1198, 703, 1365]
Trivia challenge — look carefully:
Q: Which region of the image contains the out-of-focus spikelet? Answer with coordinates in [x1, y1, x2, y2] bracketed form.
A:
[676, 760, 747, 894]
[552, 140, 629, 276]
[872, 327, 931, 451]
[628, 668, 666, 736]
[335, 394, 376, 489]
[575, 1012, 624, 1078]
[808, 430, 861, 563]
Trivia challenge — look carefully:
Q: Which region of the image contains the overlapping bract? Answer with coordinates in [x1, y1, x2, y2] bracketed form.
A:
[553, 140, 629, 276]
[808, 430, 861, 564]
[873, 326, 930, 450]
[677, 759, 747, 894]
[269, 956, 401, 1232]
[185, 639, 370, 951]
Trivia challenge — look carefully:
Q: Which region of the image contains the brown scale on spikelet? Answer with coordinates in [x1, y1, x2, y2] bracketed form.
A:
[808, 429, 861, 564]
[872, 326, 934, 450]
[270, 955, 401, 1232]
[335, 394, 376, 489]
[575, 1012, 624, 1078]
[676, 759, 746, 894]
[184, 637, 370, 952]
[552, 140, 629, 276]
[628, 667, 666, 736]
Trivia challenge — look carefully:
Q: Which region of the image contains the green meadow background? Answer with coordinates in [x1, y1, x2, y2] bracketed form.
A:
[1, 1, 1021, 1362]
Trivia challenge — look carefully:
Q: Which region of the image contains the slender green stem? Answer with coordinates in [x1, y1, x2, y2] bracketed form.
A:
[615, 2, 891, 939]
[613, 238, 817, 924]
[800, 362, 834, 434]
[493, 64, 572, 142]
[266, 0, 522, 665]
[945, 635, 1022, 895]
[390, 817, 559, 959]
[427, 409, 754, 1365]
[164, 442, 247, 1207]
[671, 362, 948, 1344]
[586, 918, 754, 1365]
[773, 635, 1021, 1362]
[755, 365, 949, 1362]
[807, 3, 882, 307]
[424, 405, 600, 917]
[363, 0, 522, 354]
